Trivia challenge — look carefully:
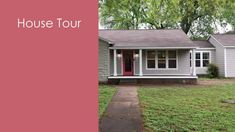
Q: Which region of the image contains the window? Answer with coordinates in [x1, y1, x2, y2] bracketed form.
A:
[146, 50, 178, 69]
[203, 52, 210, 67]
[147, 50, 156, 69]
[168, 51, 177, 68]
[158, 51, 166, 68]
[193, 51, 210, 68]
[195, 52, 201, 67]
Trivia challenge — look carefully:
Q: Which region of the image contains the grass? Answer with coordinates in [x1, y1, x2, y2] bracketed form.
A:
[138, 84, 235, 131]
[99, 85, 116, 118]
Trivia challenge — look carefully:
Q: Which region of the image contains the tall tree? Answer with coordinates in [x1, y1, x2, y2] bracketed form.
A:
[99, 0, 146, 29]
[179, 0, 220, 39]
[99, 0, 235, 38]
[219, 0, 235, 30]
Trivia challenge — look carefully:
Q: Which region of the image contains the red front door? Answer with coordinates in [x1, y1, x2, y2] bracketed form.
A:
[122, 50, 134, 76]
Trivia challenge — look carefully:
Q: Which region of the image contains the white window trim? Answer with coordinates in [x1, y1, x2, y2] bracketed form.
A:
[194, 51, 211, 68]
[146, 50, 178, 70]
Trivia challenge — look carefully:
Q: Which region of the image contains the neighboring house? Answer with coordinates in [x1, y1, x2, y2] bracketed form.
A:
[99, 30, 235, 84]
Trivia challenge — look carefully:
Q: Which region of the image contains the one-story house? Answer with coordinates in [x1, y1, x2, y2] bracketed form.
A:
[99, 30, 235, 84]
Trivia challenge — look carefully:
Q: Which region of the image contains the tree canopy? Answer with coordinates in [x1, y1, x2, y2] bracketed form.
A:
[99, 0, 235, 39]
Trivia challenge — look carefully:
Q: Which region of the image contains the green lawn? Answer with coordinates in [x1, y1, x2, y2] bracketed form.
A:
[99, 85, 116, 118]
[138, 84, 235, 131]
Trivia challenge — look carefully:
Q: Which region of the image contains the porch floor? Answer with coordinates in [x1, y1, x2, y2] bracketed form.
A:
[108, 75, 198, 79]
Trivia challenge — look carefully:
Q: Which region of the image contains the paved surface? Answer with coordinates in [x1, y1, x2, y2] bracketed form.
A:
[99, 86, 143, 132]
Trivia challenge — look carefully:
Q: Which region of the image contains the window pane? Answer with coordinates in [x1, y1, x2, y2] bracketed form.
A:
[196, 60, 201, 67]
[190, 52, 192, 59]
[203, 60, 209, 67]
[203, 52, 209, 59]
[158, 60, 166, 68]
[196, 53, 200, 59]
[169, 60, 176, 68]
[147, 51, 155, 59]
[158, 51, 166, 59]
[147, 60, 155, 68]
[168, 51, 176, 58]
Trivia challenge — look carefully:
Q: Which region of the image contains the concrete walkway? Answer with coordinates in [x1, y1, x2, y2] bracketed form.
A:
[99, 86, 143, 132]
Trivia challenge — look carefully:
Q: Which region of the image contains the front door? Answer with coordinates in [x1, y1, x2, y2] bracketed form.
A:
[123, 50, 134, 76]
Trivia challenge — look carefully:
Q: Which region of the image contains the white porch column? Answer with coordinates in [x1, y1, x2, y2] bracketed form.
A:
[139, 49, 143, 76]
[192, 49, 196, 76]
[113, 49, 117, 76]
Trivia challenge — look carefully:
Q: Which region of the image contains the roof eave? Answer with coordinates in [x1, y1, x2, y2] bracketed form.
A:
[99, 37, 115, 45]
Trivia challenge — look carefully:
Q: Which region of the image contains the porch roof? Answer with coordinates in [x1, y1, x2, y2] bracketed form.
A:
[99, 29, 198, 49]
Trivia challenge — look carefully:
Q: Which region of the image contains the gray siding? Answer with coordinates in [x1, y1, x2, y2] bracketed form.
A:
[195, 49, 216, 75]
[142, 50, 191, 75]
[99, 40, 110, 82]
[209, 37, 225, 77]
[226, 48, 235, 77]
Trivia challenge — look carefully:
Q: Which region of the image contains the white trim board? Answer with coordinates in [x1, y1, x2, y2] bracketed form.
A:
[224, 48, 227, 77]
[196, 48, 215, 50]
[108, 76, 198, 79]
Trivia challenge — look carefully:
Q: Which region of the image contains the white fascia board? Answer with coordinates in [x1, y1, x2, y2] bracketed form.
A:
[196, 48, 216, 50]
[224, 46, 235, 48]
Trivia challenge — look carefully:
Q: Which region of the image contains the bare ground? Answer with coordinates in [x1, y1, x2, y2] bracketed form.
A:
[198, 78, 235, 86]
[137, 78, 235, 88]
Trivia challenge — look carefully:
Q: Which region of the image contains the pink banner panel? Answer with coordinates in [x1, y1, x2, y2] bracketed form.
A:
[0, 0, 98, 132]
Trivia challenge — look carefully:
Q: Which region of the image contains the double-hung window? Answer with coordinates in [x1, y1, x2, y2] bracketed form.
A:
[146, 50, 177, 69]
[157, 51, 166, 68]
[202, 52, 210, 67]
[168, 50, 177, 68]
[194, 51, 210, 68]
[195, 52, 201, 67]
[147, 50, 156, 69]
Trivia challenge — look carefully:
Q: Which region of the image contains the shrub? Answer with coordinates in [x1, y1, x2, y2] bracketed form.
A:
[207, 64, 219, 78]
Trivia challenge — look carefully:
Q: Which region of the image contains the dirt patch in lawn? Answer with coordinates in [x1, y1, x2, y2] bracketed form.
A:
[137, 78, 235, 88]
[198, 78, 235, 86]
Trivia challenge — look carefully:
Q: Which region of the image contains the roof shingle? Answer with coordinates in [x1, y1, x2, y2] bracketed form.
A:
[212, 34, 235, 47]
[193, 40, 214, 48]
[99, 30, 197, 48]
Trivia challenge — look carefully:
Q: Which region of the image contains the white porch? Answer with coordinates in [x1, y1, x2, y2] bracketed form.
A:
[108, 75, 198, 79]
[110, 48, 197, 78]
